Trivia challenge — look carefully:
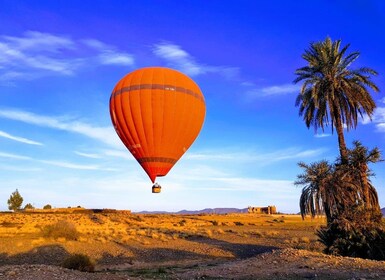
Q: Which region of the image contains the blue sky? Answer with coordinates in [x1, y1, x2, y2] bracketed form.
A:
[1, 0, 385, 213]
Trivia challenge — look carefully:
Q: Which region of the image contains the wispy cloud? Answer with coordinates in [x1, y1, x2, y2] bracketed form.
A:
[102, 149, 133, 159]
[75, 149, 133, 160]
[0, 165, 41, 172]
[0, 151, 32, 160]
[153, 42, 239, 78]
[0, 149, 116, 171]
[186, 147, 327, 164]
[246, 84, 300, 98]
[0, 31, 135, 82]
[74, 151, 102, 159]
[39, 160, 102, 170]
[82, 39, 134, 66]
[361, 107, 385, 132]
[0, 130, 43, 145]
[314, 133, 331, 138]
[0, 108, 122, 148]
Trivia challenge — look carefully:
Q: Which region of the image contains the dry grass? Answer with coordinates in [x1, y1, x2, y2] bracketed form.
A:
[0, 211, 326, 268]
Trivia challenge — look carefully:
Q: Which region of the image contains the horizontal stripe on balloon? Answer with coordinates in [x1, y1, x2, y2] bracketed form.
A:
[112, 84, 205, 103]
[137, 157, 177, 164]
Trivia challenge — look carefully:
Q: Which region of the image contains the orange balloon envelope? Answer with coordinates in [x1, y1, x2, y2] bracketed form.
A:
[109, 67, 206, 184]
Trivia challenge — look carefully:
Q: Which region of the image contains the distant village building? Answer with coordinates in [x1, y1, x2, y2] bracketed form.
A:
[248, 205, 277, 214]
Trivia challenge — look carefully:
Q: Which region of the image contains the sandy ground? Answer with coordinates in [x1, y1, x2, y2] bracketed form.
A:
[0, 211, 384, 279]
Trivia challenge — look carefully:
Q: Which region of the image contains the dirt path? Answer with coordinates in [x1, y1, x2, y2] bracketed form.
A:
[1, 248, 385, 279]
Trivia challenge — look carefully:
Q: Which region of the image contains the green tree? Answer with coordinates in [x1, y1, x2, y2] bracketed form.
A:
[294, 37, 379, 164]
[43, 204, 52, 210]
[7, 189, 23, 211]
[24, 203, 34, 210]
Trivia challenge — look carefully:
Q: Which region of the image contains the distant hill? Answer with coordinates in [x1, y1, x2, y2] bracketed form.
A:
[136, 208, 248, 214]
[381, 207, 385, 216]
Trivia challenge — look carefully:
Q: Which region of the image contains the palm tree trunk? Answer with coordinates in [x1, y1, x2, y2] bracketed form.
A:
[360, 164, 370, 210]
[335, 117, 348, 164]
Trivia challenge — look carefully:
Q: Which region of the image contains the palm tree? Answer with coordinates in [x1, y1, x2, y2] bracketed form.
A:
[296, 142, 382, 224]
[345, 141, 381, 211]
[295, 161, 333, 222]
[294, 37, 379, 164]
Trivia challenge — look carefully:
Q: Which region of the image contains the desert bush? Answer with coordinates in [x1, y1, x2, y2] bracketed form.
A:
[301, 237, 311, 243]
[62, 253, 94, 272]
[24, 203, 34, 210]
[317, 207, 385, 260]
[216, 229, 225, 234]
[210, 220, 219, 226]
[43, 204, 52, 209]
[250, 230, 262, 237]
[234, 221, 244, 226]
[42, 220, 80, 240]
[265, 230, 280, 237]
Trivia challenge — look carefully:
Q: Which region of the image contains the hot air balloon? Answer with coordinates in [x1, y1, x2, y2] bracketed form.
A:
[109, 67, 206, 192]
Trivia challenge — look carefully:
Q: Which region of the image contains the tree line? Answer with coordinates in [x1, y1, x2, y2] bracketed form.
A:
[6, 189, 52, 211]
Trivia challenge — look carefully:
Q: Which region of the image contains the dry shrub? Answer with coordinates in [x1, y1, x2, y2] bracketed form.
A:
[62, 253, 94, 272]
[205, 229, 213, 238]
[42, 220, 79, 240]
[136, 229, 147, 236]
[291, 237, 299, 243]
[265, 230, 279, 237]
[301, 236, 311, 243]
[216, 229, 225, 234]
[210, 220, 219, 226]
[250, 230, 263, 237]
[151, 232, 160, 239]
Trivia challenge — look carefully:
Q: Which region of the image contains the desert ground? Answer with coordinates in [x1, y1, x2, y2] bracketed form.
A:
[0, 209, 385, 279]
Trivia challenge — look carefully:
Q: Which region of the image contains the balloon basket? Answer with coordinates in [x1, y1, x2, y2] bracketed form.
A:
[152, 184, 161, 193]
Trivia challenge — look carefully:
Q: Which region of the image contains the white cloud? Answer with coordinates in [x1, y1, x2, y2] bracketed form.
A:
[74, 149, 133, 160]
[74, 151, 102, 159]
[190, 177, 295, 193]
[39, 160, 102, 170]
[186, 147, 327, 165]
[0, 32, 76, 75]
[82, 39, 134, 66]
[0, 130, 43, 145]
[0, 165, 41, 172]
[0, 149, 115, 171]
[247, 84, 300, 98]
[361, 107, 385, 132]
[0, 31, 135, 82]
[0, 108, 122, 148]
[153, 42, 239, 78]
[314, 133, 331, 138]
[3, 31, 75, 52]
[99, 51, 134, 65]
[0, 151, 32, 160]
[102, 149, 133, 159]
